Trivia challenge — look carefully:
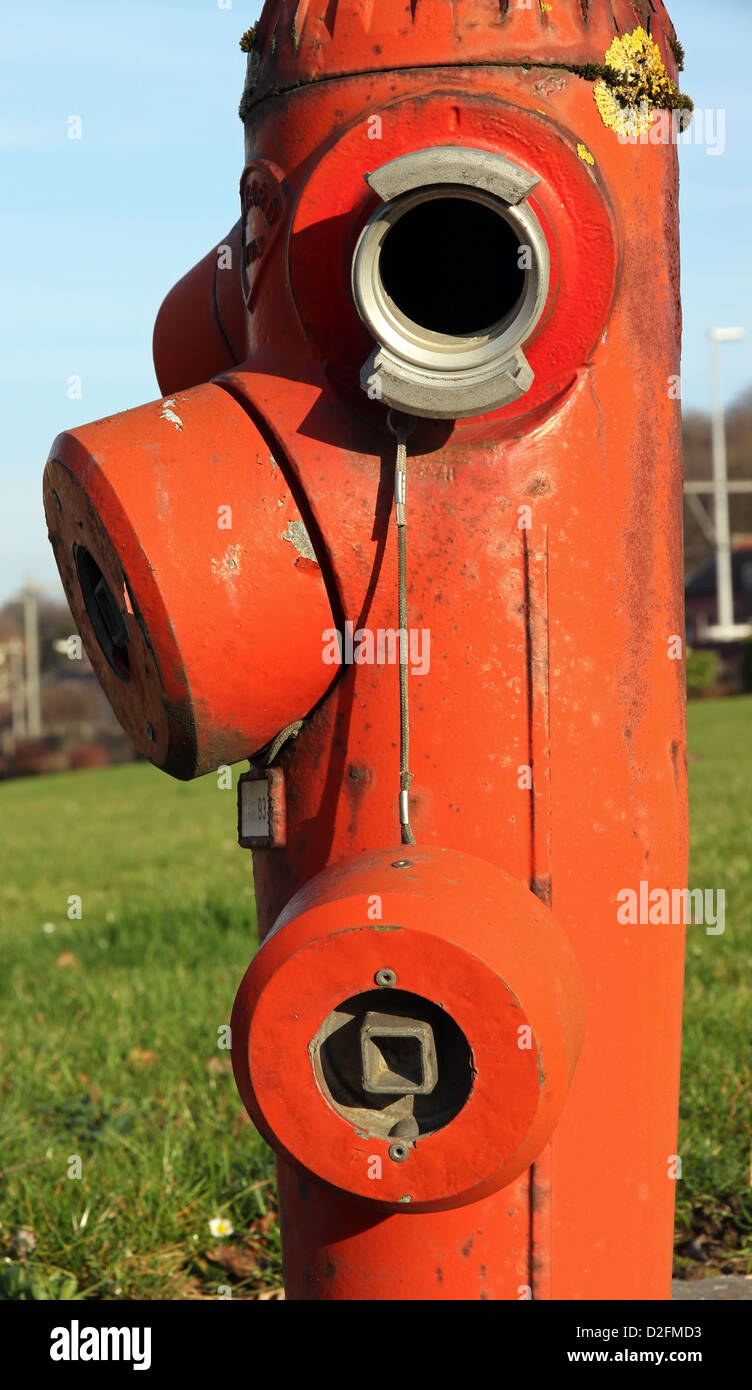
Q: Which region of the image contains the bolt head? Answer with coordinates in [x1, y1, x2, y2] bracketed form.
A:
[374, 968, 397, 988]
[388, 1142, 410, 1163]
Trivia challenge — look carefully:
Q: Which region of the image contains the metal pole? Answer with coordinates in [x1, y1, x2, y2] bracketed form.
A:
[23, 580, 42, 738]
[707, 327, 747, 640]
[709, 337, 734, 632]
[9, 639, 27, 740]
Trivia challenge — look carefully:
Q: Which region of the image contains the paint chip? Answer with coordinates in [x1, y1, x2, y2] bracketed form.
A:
[160, 398, 184, 431]
[282, 518, 316, 562]
[211, 545, 242, 578]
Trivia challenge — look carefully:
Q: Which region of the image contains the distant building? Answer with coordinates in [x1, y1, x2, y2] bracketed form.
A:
[685, 542, 752, 645]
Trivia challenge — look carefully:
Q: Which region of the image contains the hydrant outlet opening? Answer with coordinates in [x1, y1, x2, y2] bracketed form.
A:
[312, 987, 474, 1144]
[351, 148, 550, 418]
[73, 545, 131, 685]
[378, 196, 525, 337]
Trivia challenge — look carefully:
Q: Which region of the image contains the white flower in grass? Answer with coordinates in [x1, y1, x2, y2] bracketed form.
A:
[209, 1217, 234, 1239]
[12, 1228, 37, 1257]
[42, 922, 56, 934]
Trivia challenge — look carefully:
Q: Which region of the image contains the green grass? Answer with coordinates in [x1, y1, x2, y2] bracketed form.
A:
[0, 699, 750, 1298]
[0, 761, 279, 1301]
[674, 696, 752, 1274]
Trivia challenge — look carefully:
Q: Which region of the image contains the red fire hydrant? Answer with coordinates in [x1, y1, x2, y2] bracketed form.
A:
[44, 0, 689, 1300]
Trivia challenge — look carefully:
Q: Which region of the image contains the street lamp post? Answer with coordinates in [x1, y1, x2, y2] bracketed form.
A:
[707, 326, 750, 642]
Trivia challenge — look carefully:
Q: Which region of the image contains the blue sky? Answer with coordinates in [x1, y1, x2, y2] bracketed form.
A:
[1, 0, 750, 604]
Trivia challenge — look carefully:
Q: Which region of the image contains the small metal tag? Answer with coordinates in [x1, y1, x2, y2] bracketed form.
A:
[237, 767, 286, 849]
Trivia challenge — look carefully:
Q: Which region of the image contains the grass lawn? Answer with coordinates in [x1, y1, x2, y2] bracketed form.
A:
[0, 761, 279, 1300]
[674, 695, 752, 1275]
[0, 697, 750, 1298]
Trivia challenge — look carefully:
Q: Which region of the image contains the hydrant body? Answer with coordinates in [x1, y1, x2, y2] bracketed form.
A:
[44, 0, 688, 1300]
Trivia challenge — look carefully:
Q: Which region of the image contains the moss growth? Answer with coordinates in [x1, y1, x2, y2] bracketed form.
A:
[576, 62, 605, 81]
[670, 37, 686, 72]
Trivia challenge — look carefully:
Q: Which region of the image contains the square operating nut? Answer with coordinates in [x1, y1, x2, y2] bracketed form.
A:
[360, 1012, 438, 1096]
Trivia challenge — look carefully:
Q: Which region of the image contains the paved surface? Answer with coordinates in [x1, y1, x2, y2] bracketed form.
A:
[672, 1276, 752, 1300]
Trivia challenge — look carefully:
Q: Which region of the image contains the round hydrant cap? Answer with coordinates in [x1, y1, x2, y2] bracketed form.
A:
[231, 844, 585, 1212]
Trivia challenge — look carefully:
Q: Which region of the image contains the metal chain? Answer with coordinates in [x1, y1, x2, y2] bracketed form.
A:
[257, 415, 417, 850]
[389, 410, 416, 846]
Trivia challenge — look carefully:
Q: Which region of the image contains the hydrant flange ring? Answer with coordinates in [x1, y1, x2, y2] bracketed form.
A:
[351, 147, 550, 418]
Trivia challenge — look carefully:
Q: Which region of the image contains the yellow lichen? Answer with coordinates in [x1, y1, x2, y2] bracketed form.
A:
[594, 80, 652, 138]
[540, 2, 552, 11]
[576, 143, 595, 166]
[593, 26, 691, 139]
